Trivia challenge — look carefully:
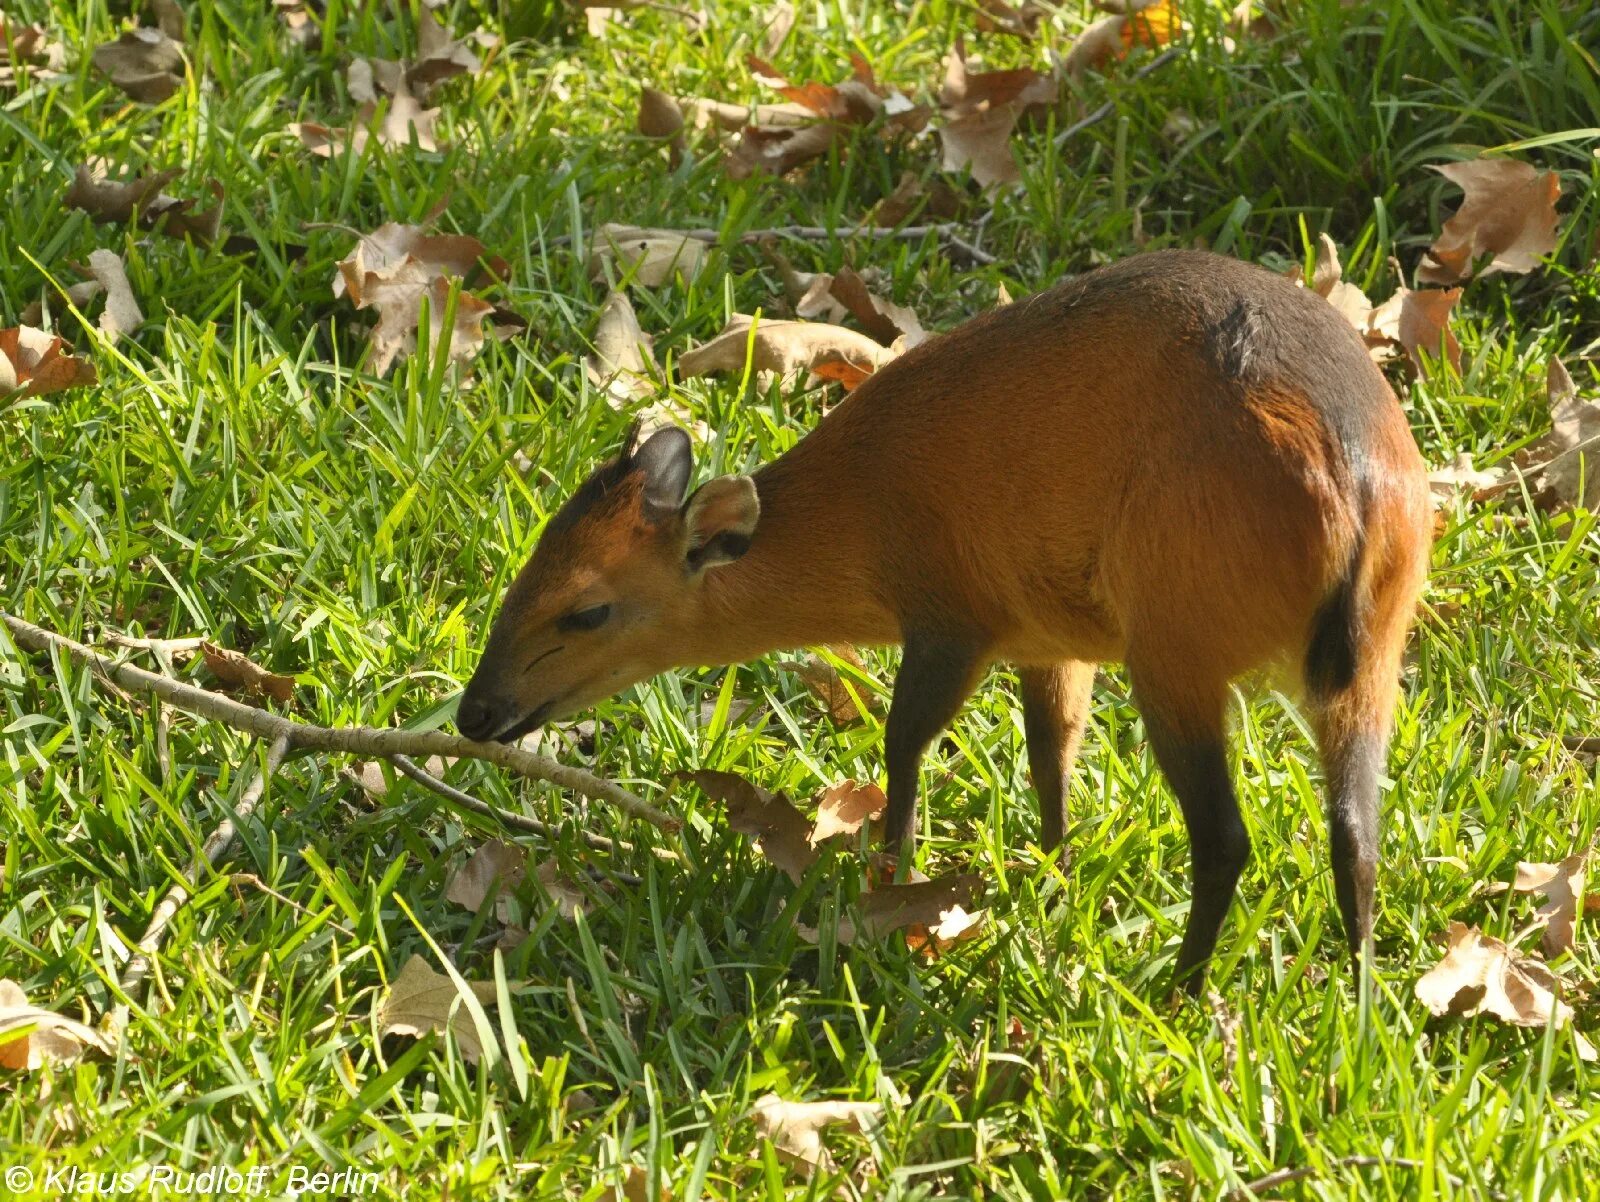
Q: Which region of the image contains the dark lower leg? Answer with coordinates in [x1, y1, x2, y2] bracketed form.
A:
[1020, 661, 1094, 853]
[883, 633, 985, 854]
[1320, 728, 1385, 968]
[1131, 674, 1248, 997]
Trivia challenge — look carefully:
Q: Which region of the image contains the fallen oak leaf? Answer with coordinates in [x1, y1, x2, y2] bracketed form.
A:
[827, 266, 924, 347]
[0, 979, 115, 1070]
[904, 903, 987, 958]
[1064, 0, 1180, 80]
[91, 27, 185, 103]
[0, 327, 97, 397]
[858, 871, 985, 940]
[977, 0, 1049, 38]
[682, 769, 816, 882]
[1511, 849, 1588, 958]
[291, 88, 443, 156]
[1414, 922, 1595, 1060]
[1427, 452, 1515, 506]
[64, 163, 181, 224]
[749, 1093, 883, 1174]
[1528, 357, 1600, 512]
[725, 120, 842, 180]
[533, 858, 590, 921]
[200, 641, 295, 703]
[335, 223, 509, 305]
[19, 279, 104, 328]
[587, 224, 710, 287]
[85, 249, 142, 342]
[637, 87, 686, 163]
[378, 954, 502, 1063]
[938, 37, 1057, 188]
[778, 645, 879, 721]
[443, 839, 528, 916]
[677, 313, 894, 381]
[808, 779, 887, 845]
[587, 290, 656, 400]
[1419, 160, 1562, 285]
[0, 16, 66, 88]
[364, 270, 495, 376]
[1366, 278, 1462, 378]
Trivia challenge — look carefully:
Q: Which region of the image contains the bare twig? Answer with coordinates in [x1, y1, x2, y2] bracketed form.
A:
[1228, 1156, 1453, 1199]
[1053, 48, 1183, 148]
[120, 734, 292, 999]
[101, 631, 207, 654]
[1562, 736, 1600, 754]
[1, 612, 680, 834]
[550, 223, 998, 265]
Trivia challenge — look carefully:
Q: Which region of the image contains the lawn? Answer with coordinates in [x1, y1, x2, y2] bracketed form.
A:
[2, 0, 1600, 1197]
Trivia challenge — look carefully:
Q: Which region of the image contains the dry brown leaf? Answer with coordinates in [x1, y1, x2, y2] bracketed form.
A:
[347, 10, 491, 104]
[1529, 357, 1600, 512]
[778, 646, 878, 721]
[678, 313, 893, 381]
[684, 769, 817, 883]
[200, 641, 295, 702]
[378, 954, 502, 1063]
[1427, 452, 1514, 505]
[349, 756, 448, 798]
[587, 290, 656, 401]
[808, 780, 887, 845]
[904, 903, 987, 958]
[64, 163, 181, 224]
[0, 979, 114, 1071]
[1366, 282, 1461, 378]
[870, 171, 966, 228]
[533, 858, 589, 921]
[0, 326, 96, 397]
[758, 0, 795, 57]
[977, 0, 1049, 38]
[1414, 922, 1594, 1060]
[725, 121, 842, 180]
[1301, 234, 1375, 331]
[1512, 850, 1588, 957]
[444, 840, 528, 915]
[368, 269, 495, 375]
[291, 88, 443, 156]
[334, 224, 503, 375]
[744, 52, 920, 131]
[1064, 0, 1180, 80]
[599, 1166, 661, 1202]
[92, 27, 185, 102]
[587, 225, 709, 288]
[680, 96, 815, 131]
[19, 279, 103, 328]
[1419, 160, 1562, 285]
[749, 1093, 883, 1173]
[938, 38, 1057, 188]
[335, 224, 508, 304]
[858, 872, 985, 940]
[827, 266, 924, 347]
[638, 87, 686, 164]
[85, 249, 142, 342]
[0, 16, 66, 88]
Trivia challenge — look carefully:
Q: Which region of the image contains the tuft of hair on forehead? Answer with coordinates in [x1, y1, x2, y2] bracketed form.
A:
[544, 448, 642, 541]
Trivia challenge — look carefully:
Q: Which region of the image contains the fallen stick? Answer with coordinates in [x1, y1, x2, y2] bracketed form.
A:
[551, 223, 999, 265]
[0, 612, 680, 834]
[1562, 736, 1600, 754]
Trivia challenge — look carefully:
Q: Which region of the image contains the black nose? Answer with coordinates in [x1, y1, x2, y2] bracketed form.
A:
[456, 693, 497, 740]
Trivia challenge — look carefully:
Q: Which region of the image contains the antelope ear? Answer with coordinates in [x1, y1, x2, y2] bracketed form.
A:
[683, 476, 760, 570]
[631, 426, 692, 521]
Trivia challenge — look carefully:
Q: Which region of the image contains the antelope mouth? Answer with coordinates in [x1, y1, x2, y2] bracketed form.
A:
[488, 693, 567, 744]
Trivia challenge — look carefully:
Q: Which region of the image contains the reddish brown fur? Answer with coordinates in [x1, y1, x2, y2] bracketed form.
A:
[461, 249, 1431, 991]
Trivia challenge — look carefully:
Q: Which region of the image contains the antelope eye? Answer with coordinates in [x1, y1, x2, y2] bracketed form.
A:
[559, 604, 611, 632]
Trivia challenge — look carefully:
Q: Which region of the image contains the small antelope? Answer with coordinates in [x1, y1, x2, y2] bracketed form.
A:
[458, 249, 1430, 992]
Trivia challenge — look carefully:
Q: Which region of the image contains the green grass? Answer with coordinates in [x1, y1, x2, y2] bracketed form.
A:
[3, 0, 1600, 1197]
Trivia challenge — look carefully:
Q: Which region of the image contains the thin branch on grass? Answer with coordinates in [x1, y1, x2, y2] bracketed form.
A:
[1053, 48, 1183, 148]
[101, 630, 207, 654]
[1562, 735, 1600, 753]
[1, 612, 680, 834]
[1228, 1156, 1460, 1199]
[553, 223, 998, 265]
[120, 734, 292, 999]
